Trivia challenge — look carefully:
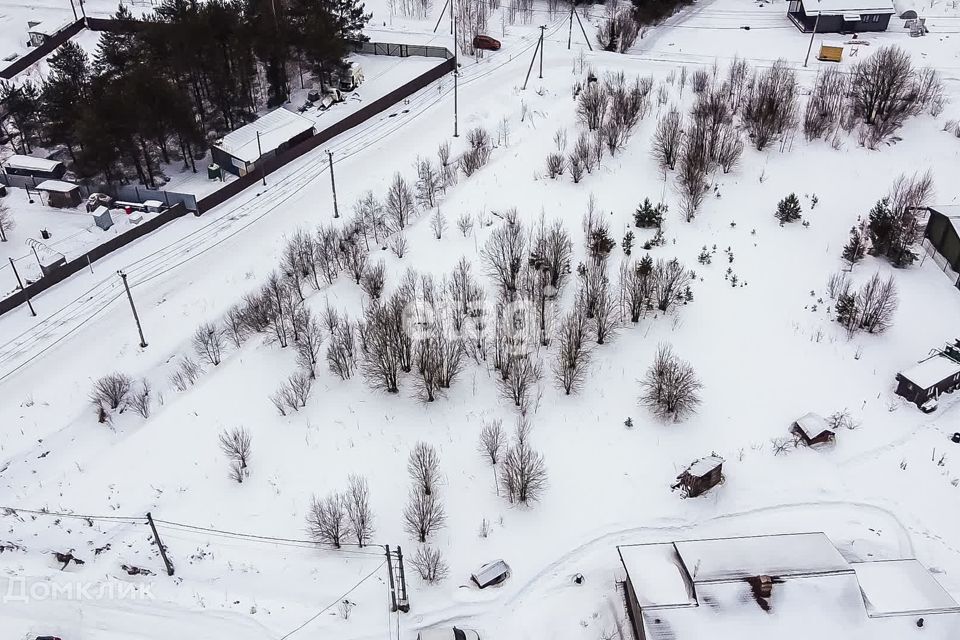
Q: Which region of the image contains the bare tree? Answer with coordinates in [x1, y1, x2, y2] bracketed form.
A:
[592, 281, 618, 345]
[577, 82, 608, 131]
[430, 208, 448, 239]
[271, 371, 313, 414]
[360, 300, 404, 393]
[307, 492, 351, 548]
[411, 545, 449, 583]
[804, 67, 849, 140]
[389, 232, 408, 259]
[850, 46, 934, 144]
[500, 440, 548, 504]
[620, 256, 653, 323]
[296, 310, 324, 377]
[403, 486, 446, 542]
[408, 442, 441, 496]
[459, 127, 492, 176]
[339, 235, 368, 285]
[652, 107, 683, 171]
[553, 306, 591, 394]
[651, 258, 692, 312]
[354, 191, 387, 247]
[385, 173, 416, 231]
[219, 426, 252, 468]
[219, 427, 251, 482]
[478, 418, 506, 464]
[639, 344, 703, 421]
[868, 172, 934, 266]
[415, 157, 442, 208]
[239, 291, 272, 334]
[856, 271, 899, 334]
[456, 212, 474, 237]
[361, 261, 386, 300]
[327, 314, 357, 380]
[169, 356, 202, 392]
[676, 117, 710, 221]
[193, 322, 225, 366]
[0, 202, 14, 242]
[498, 354, 542, 408]
[345, 474, 375, 546]
[481, 216, 526, 300]
[742, 60, 798, 150]
[91, 373, 132, 412]
[545, 152, 566, 178]
[223, 304, 248, 348]
[129, 379, 151, 418]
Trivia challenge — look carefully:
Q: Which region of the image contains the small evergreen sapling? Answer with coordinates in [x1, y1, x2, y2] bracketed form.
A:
[634, 199, 667, 228]
[775, 193, 802, 225]
[622, 231, 635, 256]
[842, 223, 868, 268]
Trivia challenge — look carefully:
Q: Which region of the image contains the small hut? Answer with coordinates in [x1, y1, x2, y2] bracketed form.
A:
[471, 560, 510, 589]
[675, 455, 724, 497]
[896, 350, 960, 411]
[36, 180, 82, 208]
[791, 412, 836, 447]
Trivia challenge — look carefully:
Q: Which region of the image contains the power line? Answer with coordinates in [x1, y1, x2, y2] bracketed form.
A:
[152, 519, 384, 555]
[279, 560, 386, 640]
[0, 505, 146, 524]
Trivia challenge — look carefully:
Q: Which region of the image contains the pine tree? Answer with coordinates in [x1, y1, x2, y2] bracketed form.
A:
[866, 197, 896, 259]
[835, 292, 859, 331]
[634, 198, 666, 228]
[41, 41, 91, 162]
[0, 80, 41, 153]
[775, 193, 802, 224]
[622, 231, 634, 256]
[842, 223, 867, 268]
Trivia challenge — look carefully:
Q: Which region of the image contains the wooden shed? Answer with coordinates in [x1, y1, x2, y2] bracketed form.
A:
[791, 412, 836, 447]
[36, 180, 82, 208]
[675, 455, 724, 497]
[895, 345, 960, 411]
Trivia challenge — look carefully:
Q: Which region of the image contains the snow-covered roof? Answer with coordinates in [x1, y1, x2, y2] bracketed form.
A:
[684, 455, 723, 478]
[618, 543, 697, 608]
[793, 412, 832, 439]
[471, 559, 509, 587]
[852, 560, 960, 617]
[27, 19, 73, 36]
[675, 532, 851, 583]
[3, 154, 63, 172]
[215, 108, 315, 164]
[899, 355, 960, 390]
[801, 0, 896, 15]
[36, 179, 79, 193]
[621, 534, 960, 640]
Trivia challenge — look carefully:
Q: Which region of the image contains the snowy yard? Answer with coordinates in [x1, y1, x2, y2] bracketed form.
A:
[1, 0, 960, 639]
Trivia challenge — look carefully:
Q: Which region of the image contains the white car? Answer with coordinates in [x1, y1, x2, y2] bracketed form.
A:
[417, 627, 481, 640]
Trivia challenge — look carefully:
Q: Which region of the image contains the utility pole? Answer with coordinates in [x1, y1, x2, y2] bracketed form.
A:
[326, 150, 339, 218]
[118, 270, 147, 348]
[573, 7, 592, 51]
[522, 28, 545, 90]
[385, 545, 398, 612]
[804, 7, 822, 67]
[538, 25, 546, 79]
[8, 258, 35, 317]
[146, 513, 174, 576]
[568, 4, 574, 49]
[256, 131, 266, 187]
[453, 6, 459, 138]
[396, 546, 409, 612]
[67, 0, 77, 21]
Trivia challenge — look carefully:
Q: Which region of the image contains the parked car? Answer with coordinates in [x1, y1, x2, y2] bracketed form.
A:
[471, 559, 510, 588]
[472, 35, 501, 51]
[417, 627, 481, 640]
[36, 636, 63, 640]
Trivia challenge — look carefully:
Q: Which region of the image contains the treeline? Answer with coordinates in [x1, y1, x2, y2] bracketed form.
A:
[0, 0, 369, 186]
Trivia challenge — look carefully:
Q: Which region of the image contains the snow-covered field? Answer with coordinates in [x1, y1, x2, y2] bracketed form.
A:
[2, 1, 960, 639]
